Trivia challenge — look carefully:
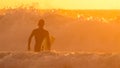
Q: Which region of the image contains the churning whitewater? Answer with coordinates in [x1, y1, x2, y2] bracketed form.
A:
[0, 51, 120, 68]
[1, 9, 120, 68]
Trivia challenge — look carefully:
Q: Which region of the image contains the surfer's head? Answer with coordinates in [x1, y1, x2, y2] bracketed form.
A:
[38, 19, 45, 28]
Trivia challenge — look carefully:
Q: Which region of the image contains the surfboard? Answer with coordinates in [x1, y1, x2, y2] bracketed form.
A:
[41, 35, 55, 51]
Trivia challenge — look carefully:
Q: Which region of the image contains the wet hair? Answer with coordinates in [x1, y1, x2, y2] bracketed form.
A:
[38, 19, 45, 26]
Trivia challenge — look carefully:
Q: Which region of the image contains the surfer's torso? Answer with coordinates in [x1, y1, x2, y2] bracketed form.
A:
[32, 28, 49, 51]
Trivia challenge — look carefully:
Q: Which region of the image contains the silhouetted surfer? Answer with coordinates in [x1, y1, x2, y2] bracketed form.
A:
[28, 19, 51, 52]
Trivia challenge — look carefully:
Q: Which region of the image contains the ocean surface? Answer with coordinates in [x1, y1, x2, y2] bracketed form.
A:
[0, 9, 120, 68]
[0, 51, 120, 68]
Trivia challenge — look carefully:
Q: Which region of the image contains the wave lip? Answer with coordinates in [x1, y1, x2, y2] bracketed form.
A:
[0, 51, 120, 68]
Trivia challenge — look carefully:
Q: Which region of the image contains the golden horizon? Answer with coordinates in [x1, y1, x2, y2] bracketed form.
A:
[0, 0, 120, 9]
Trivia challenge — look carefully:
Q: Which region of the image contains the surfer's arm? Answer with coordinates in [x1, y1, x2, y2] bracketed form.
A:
[46, 33, 51, 51]
[28, 31, 34, 51]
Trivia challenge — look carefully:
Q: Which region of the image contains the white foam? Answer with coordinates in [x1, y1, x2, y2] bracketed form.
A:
[0, 51, 120, 68]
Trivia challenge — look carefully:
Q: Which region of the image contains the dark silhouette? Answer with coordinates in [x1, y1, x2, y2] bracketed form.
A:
[28, 19, 51, 52]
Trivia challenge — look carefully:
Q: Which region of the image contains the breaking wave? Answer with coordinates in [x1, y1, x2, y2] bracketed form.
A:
[0, 51, 120, 68]
[0, 9, 120, 52]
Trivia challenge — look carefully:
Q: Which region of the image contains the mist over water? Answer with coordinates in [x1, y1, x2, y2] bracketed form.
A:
[0, 9, 120, 53]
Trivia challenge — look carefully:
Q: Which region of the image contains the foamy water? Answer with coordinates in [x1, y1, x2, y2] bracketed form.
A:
[0, 51, 120, 68]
